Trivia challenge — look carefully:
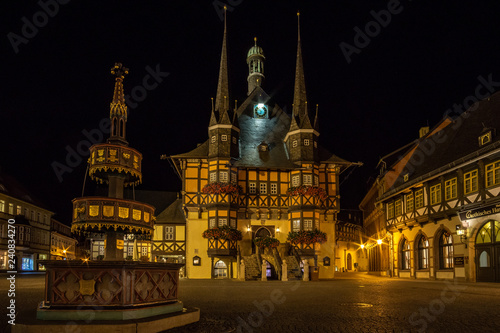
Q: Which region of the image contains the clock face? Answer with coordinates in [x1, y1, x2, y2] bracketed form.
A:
[254, 103, 268, 118]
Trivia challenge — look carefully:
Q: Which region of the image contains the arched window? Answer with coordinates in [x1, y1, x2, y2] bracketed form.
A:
[417, 235, 429, 269]
[439, 231, 454, 269]
[112, 118, 118, 136]
[214, 260, 227, 278]
[400, 238, 411, 270]
[476, 220, 500, 244]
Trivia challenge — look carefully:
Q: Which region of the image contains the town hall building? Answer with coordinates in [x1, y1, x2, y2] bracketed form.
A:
[169, 12, 359, 279]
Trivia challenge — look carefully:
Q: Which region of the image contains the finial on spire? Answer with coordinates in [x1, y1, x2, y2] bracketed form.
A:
[254, 37, 257, 46]
[211, 97, 214, 112]
[292, 11, 307, 119]
[111, 63, 129, 80]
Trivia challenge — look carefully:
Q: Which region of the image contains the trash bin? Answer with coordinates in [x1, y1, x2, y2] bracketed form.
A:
[310, 266, 319, 281]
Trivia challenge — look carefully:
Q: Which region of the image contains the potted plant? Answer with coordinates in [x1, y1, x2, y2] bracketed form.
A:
[287, 229, 327, 245]
[202, 225, 243, 241]
[254, 236, 280, 249]
[201, 182, 242, 195]
[286, 185, 328, 200]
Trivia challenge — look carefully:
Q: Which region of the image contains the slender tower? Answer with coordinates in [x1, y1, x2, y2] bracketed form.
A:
[72, 63, 155, 261]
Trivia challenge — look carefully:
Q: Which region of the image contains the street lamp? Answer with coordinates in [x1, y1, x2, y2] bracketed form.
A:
[377, 239, 382, 245]
[360, 244, 365, 249]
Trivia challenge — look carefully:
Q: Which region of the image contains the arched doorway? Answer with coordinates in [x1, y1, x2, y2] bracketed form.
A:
[475, 220, 500, 282]
[347, 253, 352, 271]
[214, 260, 228, 278]
[252, 227, 271, 254]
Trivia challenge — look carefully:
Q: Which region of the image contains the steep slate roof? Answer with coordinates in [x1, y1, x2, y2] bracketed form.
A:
[385, 91, 500, 194]
[156, 199, 185, 224]
[171, 140, 209, 159]
[234, 87, 296, 169]
[123, 190, 178, 215]
[0, 170, 51, 211]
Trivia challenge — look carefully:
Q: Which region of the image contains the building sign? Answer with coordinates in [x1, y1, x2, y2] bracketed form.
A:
[458, 203, 500, 221]
[454, 256, 465, 267]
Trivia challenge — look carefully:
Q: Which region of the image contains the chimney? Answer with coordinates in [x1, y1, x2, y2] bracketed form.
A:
[419, 126, 429, 138]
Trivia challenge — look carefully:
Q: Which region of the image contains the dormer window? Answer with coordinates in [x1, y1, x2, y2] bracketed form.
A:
[258, 141, 269, 152]
[479, 128, 495, 147]
[403, 174, 409, 182]
[292, 140, 298, 148]
[211, 135, 216, 143]
[304, 139, 310, 146]
[221, 135, 228, 141]
[479, 132, 491, 146]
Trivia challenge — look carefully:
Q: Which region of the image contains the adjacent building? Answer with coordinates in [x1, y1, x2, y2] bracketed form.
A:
[361, 92, 500, 282]
[0, 171, 52, 271]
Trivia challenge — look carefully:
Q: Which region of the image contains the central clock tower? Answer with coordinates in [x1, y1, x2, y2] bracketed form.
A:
[247, 37, 265, 95]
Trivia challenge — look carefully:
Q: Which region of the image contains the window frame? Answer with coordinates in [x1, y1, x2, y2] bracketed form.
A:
[439, 231, 454, 269]
[164, 226, 175, 241]
[444, 178, 457, 200]
[259, 182, 267, 194]
[430, 184, 441, 205]
[387, 202, 395, 219]
[395, 199, 402, 216]
[417, 235, 429, 270]
[415, 189, 424, 208]
[485, 161, 500, 188]
[464, 170, 478, 194]
[249, 182, 257, 194]
[400, 238, 411, 270]
[270, 183, 278, 195]
[406, 193, 414, 212]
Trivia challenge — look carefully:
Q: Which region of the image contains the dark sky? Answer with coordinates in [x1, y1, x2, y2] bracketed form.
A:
[3, 0, 500, 223]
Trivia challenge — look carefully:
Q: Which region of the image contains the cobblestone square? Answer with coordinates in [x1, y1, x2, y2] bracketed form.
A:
[3, 272, 500, 333]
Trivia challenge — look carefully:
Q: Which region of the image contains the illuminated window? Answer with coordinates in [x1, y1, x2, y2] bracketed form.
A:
[303, 174, 312, 185]
[209, 218, 216, 228]
[219, 171, 228, 183]
[231, 172, 237, 184]
[417, 235, 429, 269]
[415, 189, 424, 208]
[485, 161, 500, 187]
[292, 140, 298, 148]
[314, 141, 317, 148]
[249, 182, 256, 194]
[430, 184, 441, 205]
[304, 219, 313, 231]
[221, 134, 227, 141]
[439, 231, 454, 269]
[219, 218, 227, 227]
[314, 175, 319, 186]
[304, 139, 310, 146]
[0, 200, 4, 212]
[164, 226, 174, 240]
[400, 238, 411, 270]
[9, 204, 14, 215]
[445, 178, 457, 200]
[292, 175, 300, 187]
[464, 170, 478, 194]
[211, 135, 216, 143]
[141, 246, 148, 257]
[260, 183, 267, 194]
[387, 202, 394, 219]
[270, 183, 278, 194]
[406, 193, 414, 212]
[230, 219, 236, 228]
[210, 172, 217, 183]
[16, 205, 22, 215]
[292, 219, 300, 232]
[395, 199, 402, 216]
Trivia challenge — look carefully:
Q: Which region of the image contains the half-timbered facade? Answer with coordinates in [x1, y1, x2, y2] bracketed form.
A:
[368, 93, 500, 282]
[170, 13, 355, 279]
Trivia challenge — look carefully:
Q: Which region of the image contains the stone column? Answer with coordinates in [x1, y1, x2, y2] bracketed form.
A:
[282, 260, 288, 281]
[105, 232, 124, 261]
[240, 260, 246, 281]
[303, 260, 309, 281]
[261, 260, 267, 281]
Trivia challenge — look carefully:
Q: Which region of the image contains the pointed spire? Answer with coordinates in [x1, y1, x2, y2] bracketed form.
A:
[209, 97, 218, 126]
[110, 63, 128, 120]
[292, 11, 307, 120]
[215, 6, 229, 113]
[313, 104, 319, 131]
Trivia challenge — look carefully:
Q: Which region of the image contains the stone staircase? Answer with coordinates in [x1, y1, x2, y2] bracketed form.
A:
[242, 254, 261, 280]
[285, 255, 302, 280]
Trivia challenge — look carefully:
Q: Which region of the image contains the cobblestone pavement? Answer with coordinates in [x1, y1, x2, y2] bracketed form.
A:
[1, 272, 500, 332]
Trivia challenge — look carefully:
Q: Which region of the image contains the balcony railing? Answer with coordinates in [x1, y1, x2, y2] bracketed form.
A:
[88, 143, 142, 186]
[72, 197, 154, 234]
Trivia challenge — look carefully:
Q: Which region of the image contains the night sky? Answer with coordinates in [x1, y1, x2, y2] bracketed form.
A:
[3, 0, 500, 223]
